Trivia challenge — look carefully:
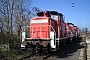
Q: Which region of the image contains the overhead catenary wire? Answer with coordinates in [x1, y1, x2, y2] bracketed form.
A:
[65, 0, 90, 12]
[55, 0, 90, 13]
[55, 0, 72, 7]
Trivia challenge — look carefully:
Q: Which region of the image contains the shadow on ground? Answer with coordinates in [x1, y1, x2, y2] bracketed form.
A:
[51, 37, 84, 58]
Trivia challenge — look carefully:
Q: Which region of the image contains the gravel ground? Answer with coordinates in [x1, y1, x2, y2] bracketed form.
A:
[17, 36, 85, 60]
[86, 40, 90, 60]
[86, 34, 90, 60]
[45, 37, 84, 60]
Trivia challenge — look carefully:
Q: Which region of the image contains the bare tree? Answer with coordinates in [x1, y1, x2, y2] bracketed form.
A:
[10, 0, 14, 35]
[85, 27, 88, 32]
[0, 0, 42, 37]
[13, 0, 32, 36]
[0, 0, 15, 35]
[31, 6, 42, 17]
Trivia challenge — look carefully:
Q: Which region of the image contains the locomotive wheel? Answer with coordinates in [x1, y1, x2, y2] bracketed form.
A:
[46, 43, 51, 54]
[43, 43, 50, 54]
[36, 43, 40, 55]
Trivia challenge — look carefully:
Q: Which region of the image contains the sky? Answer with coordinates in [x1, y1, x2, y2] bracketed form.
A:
[32, 0, 90, 31]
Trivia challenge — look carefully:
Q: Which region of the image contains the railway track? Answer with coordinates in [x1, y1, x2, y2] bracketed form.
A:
[16, 52, 36, 60]
[84, 34, 87, 60]
[16, 50, 53, 60]
[79, 34, 87, 60]
[30, 53, 51, 60]
[16, 53, 52, 60]
[16, 36, 87, 60]
[84, 39, 87, 60]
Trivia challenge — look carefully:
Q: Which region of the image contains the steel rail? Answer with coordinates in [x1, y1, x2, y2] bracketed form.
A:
[84, 33, 87, 60]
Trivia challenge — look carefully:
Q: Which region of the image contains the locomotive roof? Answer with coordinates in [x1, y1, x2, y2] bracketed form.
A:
[48, 11, 58, 15]
[47, 11, 63, 15]
[37, 12, 44, 16]
[37, 10, 63, 15]
[68, 23, 74, 25]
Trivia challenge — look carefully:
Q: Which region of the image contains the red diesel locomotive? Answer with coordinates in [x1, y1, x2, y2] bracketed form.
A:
[21, 10, 80, 53]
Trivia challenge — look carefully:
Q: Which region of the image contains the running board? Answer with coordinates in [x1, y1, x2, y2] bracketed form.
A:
[56, 37, 70, 41]
[60, 37, 70, 40]
[25, 38, 51, 41]
[50, 48, 59, 51]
